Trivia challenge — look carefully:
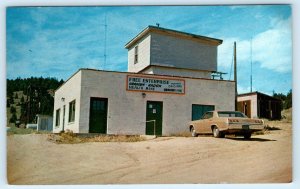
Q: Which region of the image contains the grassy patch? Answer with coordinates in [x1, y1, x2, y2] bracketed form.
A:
[253, 122, 282, 136]
[7, 126, 51, 135]
[47, 131, 146, 144]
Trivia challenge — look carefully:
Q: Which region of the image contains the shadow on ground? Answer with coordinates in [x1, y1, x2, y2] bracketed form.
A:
[226, 137, 277, 142]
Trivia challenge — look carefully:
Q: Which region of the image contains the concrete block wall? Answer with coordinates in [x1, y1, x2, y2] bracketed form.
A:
[127, 32, 219, 75]
[237, 95, 258, 118]
[77, 69, 235, 135]
[53, 71, 82, 133]
[127, 34, 151, 73]
[150, 32, 218, 72]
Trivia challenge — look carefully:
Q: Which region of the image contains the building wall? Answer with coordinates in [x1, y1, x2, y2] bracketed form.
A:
[53, 71, 82, 133]
[257, 93, 282, 120]
[237, 95, 258, 118]
[58, 69, 235, 135]
[142, 66, 211, 79]
[150, 33, 218, 72]
[127, 34, 151, 73]
[127, 32, 218, 74]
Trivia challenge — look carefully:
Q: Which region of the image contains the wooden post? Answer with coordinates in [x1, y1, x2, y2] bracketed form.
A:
[234, 42, 237, 111]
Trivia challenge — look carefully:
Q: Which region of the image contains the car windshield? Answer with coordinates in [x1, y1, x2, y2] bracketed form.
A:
[217, 111, 247, 118]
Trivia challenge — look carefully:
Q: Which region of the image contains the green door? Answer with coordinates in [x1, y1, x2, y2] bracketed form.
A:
[89, 98, 108, 133]
[146, 101, 163, 135]
[192, 104, 215, 121]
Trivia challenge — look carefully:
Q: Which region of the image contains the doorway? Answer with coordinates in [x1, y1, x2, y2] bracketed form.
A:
[89, 98, 108, 133]
[146, 101, 163, 135]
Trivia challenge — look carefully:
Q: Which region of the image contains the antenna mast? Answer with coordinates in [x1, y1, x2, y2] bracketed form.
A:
[250, 37, 253, 92]
[103, 13, 107, 70]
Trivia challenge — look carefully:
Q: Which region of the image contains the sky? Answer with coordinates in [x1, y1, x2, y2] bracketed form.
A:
[6, 5, 292, 95]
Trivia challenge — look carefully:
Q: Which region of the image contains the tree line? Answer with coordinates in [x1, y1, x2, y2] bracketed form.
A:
[7, 77, 64, 125]
[273, 89, 292, 109]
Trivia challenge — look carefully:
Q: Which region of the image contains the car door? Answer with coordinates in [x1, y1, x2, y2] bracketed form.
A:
[194, 112, 213, 134]
[201, 112, 214, 133]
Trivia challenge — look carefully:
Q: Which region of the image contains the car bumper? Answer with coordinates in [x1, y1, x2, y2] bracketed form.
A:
[221, 124, 264, 132]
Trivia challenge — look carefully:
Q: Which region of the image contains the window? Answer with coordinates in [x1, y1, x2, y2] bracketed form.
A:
[55, 109, 60, 126]
[202, 112, 213, 119]
[69, 100, 76, 122]
[218, 111, 246, 118]
[191, 104, 215, 121]
[134, 46, 138, 64]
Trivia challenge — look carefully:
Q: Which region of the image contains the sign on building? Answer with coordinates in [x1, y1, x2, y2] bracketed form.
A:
[127, 75, 185, 94]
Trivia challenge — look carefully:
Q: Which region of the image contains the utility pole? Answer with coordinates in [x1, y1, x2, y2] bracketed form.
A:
[234, 42, 237, 111]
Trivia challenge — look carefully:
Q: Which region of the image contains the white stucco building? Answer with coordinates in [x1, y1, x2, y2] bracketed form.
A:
[53, 26, 235, 135]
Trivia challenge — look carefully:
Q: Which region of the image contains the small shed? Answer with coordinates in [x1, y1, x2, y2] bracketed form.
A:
[36, 114, 53, 131]
[237, 91, 282, 120]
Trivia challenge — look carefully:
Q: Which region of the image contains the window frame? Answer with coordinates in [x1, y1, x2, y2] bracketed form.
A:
[68, 100, 76, 123]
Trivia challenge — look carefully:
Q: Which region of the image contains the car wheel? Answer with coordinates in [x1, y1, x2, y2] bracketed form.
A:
[190, 126, 198, 137]
[244, 133, 252, 139]
[212, 126, 222, 138]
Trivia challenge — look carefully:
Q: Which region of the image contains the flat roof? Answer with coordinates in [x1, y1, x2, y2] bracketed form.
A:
[238, 91, 282, 101]
[125, 25, 223, 49]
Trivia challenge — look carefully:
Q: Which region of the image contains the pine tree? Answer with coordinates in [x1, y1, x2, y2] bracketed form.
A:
[285, 89, 292, 109]
[10, 106, 16, 114]
[10, 113, 17, 123]
[20, 96, 25, 104]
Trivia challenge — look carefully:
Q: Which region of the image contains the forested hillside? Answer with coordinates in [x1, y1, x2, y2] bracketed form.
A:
[273, 89, 292, 109]
[7, 77, 64, 127]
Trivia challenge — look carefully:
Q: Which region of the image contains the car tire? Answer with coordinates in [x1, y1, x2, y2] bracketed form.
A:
[244, 133, 252, 139]
[190, 126, 198, 137]
[212, 126, 222, 138]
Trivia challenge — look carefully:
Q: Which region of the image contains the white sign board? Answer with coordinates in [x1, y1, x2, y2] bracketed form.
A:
[127, 75, 185, 94]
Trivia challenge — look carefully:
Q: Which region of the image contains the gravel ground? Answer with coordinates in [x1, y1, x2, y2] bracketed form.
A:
[7, 122, 292, 184]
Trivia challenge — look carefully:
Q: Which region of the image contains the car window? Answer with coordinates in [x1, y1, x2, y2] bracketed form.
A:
[218, 111, 247, 118]
[202, 112, 213, 119]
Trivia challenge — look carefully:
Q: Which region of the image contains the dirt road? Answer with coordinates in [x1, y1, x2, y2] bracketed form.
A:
[7, 122, 292, 184]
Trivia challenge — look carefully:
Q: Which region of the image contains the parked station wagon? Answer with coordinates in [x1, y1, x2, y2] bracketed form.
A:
[189, 111, 264, 139]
